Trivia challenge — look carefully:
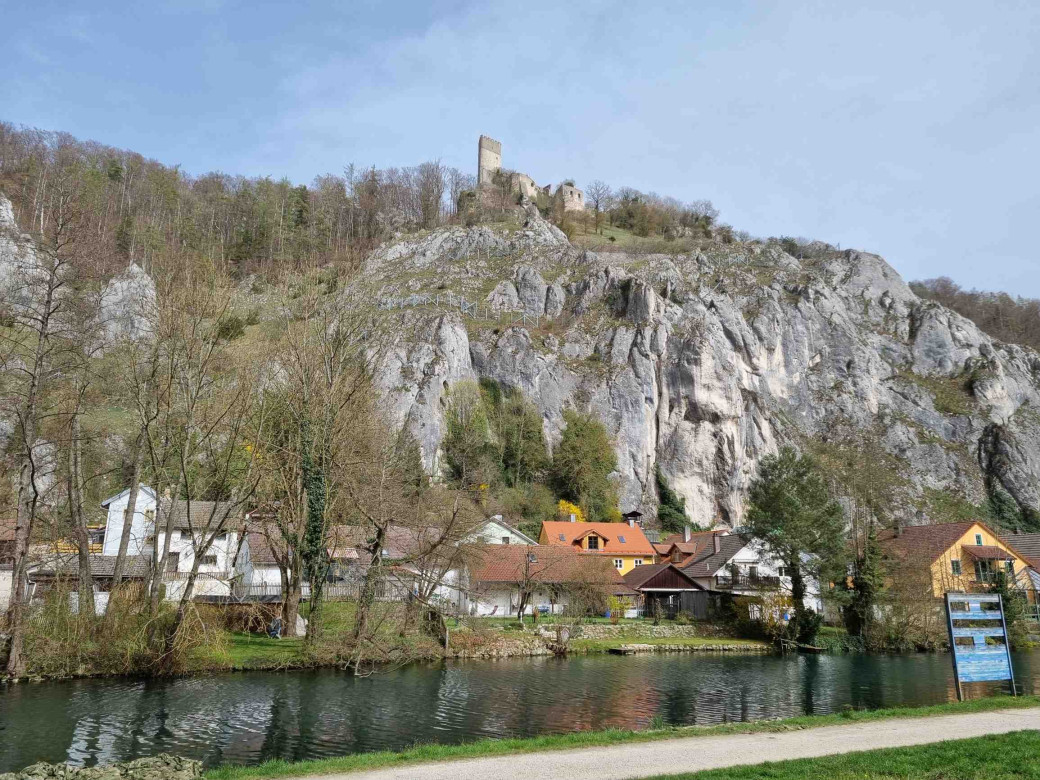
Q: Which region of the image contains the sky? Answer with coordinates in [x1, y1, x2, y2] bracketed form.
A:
[2, 0, 1038, 295]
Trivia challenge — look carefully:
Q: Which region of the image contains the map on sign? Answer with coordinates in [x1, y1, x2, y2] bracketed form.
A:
[944, 593, 1016, 700]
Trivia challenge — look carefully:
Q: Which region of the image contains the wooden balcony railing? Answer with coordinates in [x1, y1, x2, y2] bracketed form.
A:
[714, 574, 782, 590]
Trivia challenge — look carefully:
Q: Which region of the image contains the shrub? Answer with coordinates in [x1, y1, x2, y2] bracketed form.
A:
[216, 313, 246, 341]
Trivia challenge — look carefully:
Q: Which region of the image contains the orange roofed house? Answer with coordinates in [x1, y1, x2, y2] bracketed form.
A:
[877, 521, 1035, 598]
[539, 519, 656, 575]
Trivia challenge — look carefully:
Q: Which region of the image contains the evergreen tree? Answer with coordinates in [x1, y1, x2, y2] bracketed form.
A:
[551, 410, 619, 522]
[746, 447, 847, 645]
[656, 466, 690, 533]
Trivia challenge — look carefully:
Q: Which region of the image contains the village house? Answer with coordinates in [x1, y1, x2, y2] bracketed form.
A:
[97, 484, 241, 600]
[539, 519, 656, 574]
[467, 544, 635, 617]
[878, 521, 1034, 598]
[622, 563, 706, 618]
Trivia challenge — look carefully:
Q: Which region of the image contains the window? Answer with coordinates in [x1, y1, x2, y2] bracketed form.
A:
[200, 555, 217, 566]
[179, 530, 192, 541]
[975, 534, 983, 545]
[214, 533, 227, 542]
[1006, 559, 1015, 576]
[502, 537, 510, 545]
[634, 559, 643, 566]
[778, 566, 788, 578]
[587, 536, 600, 550]
[166, 552, 180, 572]
[558, 533, 566, 541]
[951, 560, 962, 576]
[618, 535, 627, 544]
[614, 559, 624, 569]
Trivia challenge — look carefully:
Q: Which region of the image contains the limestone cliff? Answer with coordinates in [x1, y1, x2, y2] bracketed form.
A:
[364, 207, 1040, 528]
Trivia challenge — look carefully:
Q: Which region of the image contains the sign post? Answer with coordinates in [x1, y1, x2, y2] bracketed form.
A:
[944, 592, 1016, 701]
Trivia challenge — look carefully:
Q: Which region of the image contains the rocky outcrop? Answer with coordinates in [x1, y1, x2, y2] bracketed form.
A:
[366, 209, 1040, 528]
[0, 756, 201, 780]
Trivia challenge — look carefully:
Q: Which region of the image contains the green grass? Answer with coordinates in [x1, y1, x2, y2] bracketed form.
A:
[202, 696, 1040, 780]
[224, 633, 306, 668]
[649, 731, 1040, 779]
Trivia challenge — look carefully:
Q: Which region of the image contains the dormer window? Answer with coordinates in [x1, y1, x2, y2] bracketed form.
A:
[587, 536, 600, 550]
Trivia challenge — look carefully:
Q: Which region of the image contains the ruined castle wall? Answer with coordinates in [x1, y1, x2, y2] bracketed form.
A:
[477, 135, 502, 186]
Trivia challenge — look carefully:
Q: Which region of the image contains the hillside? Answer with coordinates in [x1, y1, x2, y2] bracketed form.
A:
[1, 161, 1039, 533]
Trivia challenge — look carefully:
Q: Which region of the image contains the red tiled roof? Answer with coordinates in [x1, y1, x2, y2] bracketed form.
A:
[472, 545, 636, 595]
[540, 521, 656, 556]
[877, 522, 980, 564]
[962, 545, 1016, 561]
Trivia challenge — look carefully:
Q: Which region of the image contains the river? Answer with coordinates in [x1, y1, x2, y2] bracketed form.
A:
[1, 651, 1036, 772]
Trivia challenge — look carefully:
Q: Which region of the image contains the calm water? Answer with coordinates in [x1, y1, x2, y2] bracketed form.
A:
[1, 651, 1036, 771]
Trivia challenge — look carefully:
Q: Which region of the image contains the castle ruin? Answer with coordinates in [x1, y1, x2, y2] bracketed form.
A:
[476, 135, 584, 211]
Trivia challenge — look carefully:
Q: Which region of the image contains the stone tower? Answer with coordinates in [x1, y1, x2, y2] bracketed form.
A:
[477, 135, 502, 186]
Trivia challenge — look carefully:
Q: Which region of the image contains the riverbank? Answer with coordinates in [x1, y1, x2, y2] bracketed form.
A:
[214, 621, 770, 671]
[203, 696, 1040, 780]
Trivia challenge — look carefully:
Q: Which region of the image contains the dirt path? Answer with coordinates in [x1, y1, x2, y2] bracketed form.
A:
[303, 707, 1040, 780]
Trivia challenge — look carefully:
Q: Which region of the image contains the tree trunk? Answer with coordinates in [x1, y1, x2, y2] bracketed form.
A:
[5, 261, 58, 678]
[148, 474, 184, 618]
[68, 415, 95, 618]
[111, 429, 145, 588]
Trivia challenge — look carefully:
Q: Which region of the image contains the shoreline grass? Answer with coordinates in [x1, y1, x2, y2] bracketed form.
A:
[203, 695, 1040, 780]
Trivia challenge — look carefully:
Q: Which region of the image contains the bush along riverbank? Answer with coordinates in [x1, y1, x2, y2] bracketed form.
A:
[3, 599, 772, 681]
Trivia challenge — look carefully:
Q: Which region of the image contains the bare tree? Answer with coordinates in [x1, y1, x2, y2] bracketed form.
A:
[584, 180, 613, 233]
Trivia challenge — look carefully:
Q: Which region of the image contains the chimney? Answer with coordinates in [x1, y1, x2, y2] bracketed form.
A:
[684, 526, 691, 543]
[569, 513, 576, 523]
[713, 533, 721, 554]
[628, 517, 635, 528]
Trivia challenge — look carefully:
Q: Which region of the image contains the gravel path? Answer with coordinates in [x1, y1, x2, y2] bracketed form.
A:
[304, 707, 1040, 780]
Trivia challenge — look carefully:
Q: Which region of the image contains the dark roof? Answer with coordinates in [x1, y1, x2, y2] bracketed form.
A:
[473, 545, 636, 595]
[681, 533, 749, 578]
[623, 563, 704, 591]
[158, 499, 238, 531]
[962, 545, 1016, 562]
[244, 531, 280, 565]
[1001, 533, 1040, 568]
[32, 554, 152, 578]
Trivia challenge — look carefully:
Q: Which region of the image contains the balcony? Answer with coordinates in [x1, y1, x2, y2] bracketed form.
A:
[714, 574, 782, 591]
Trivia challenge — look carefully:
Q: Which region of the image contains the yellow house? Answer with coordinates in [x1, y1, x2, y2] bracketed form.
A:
[878, 521, 1033, 598]
[539, 520, 656, 575]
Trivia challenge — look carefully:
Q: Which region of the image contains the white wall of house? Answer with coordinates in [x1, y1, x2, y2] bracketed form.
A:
[0, 566, 12, 611]
[101, 486, 158, 557]
[696, 540, 823, 612]
[468, 517, 535, 546]
[470, 585, 571, 616]
[235, 537, 283, 589]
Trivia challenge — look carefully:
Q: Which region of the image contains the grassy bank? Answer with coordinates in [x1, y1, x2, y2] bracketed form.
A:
[204, 695, 1040, 780]
[650, 731, 1040, 779]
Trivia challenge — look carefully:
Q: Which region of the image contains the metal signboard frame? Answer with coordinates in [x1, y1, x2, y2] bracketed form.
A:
[944, 592, 1016, 701]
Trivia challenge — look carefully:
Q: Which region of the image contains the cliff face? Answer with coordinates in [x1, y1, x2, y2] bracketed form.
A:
[366, 207, 1040, 528]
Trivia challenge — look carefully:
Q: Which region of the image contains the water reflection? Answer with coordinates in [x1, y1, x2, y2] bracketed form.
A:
[0, 651, 1033, 771]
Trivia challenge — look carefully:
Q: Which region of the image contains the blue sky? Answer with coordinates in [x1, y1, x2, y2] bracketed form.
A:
[3, 0, 1038, 294]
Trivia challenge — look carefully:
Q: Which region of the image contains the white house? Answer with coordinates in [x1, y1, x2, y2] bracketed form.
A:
[99, 485, 241, 600]
[668, 530, 823, 613]
[467, 516, 537, 546]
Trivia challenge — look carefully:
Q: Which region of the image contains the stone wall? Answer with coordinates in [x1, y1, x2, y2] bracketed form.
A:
[1, 755, 201, 780]
[477, 135, 502, 186]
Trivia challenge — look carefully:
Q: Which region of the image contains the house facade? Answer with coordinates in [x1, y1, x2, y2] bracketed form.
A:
[469, 544, 635, 617]
[879, 521, 1033, 598]
[468, 516, 537, 546]
[98, 485, 240, 600]
[539, 520, 655, 574]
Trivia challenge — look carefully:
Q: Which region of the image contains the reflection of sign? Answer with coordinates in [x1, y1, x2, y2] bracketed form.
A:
[944, 593, 1016, 701]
